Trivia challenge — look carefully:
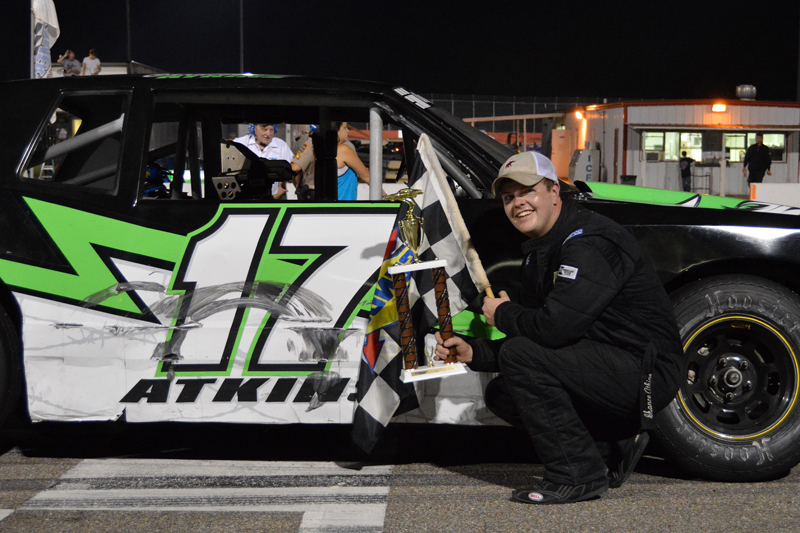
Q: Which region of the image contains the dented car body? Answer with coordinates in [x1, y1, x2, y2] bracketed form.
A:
[2, 74, 800, 481]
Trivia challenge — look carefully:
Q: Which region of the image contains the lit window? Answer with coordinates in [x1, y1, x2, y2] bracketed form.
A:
[642, 131, 702, 161]
[643, 131, 664, 161]
[726, 133, 786, 163]
[747, 133, 785, 162]
[678, 133, 702, 162]
[725, 133, 747, 162]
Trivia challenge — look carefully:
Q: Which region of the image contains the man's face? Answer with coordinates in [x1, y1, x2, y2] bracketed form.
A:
[68, 52, 75, 60]
[254, 124, 275, 147]
[499, 179, 561, 239]
[756, 135, 763, 145]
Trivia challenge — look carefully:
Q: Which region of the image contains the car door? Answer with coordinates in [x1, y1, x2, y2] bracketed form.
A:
[117, 89, 399, 424]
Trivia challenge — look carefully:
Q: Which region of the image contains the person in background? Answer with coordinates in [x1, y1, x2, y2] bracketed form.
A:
[679, 151, 694, 192]
[507, 132, 520, 152]
[742, 133, 772, 188]
[333, 122, 371, 201]
[81, 49, 101, 76]
[57, 50, 81, 76]
[233, 124, 293, 199]
[435, 151, 682, 505]
[291, 123, 373, 201]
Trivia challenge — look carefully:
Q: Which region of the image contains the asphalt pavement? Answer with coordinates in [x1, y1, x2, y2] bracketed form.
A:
[0, 422, 797, 532]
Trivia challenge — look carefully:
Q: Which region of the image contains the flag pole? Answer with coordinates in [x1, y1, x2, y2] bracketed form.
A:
[30, 0, 34, 79]
[415, 134, 495, 300]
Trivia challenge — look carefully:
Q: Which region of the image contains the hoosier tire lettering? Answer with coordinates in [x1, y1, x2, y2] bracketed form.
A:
[655, 275, 800, 482]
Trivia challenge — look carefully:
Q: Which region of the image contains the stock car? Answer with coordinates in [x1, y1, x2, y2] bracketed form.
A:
[2, 73, 800, 482]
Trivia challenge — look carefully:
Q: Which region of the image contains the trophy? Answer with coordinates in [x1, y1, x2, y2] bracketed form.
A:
[386, 189, 468, 383]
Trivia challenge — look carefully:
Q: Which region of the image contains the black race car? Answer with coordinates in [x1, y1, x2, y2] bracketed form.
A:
[1, 73, 799, 482]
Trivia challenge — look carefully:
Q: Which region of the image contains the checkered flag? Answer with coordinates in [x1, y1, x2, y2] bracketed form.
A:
[351, 134, 491, 453]
[404, 135, 491, 340]
[351, 227, 419, 452]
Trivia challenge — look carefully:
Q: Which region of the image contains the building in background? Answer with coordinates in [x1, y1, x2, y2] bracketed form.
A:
[562, 94, 800, 196]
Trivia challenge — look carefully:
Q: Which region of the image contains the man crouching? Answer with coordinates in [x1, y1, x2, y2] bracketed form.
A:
[435, 151, 682, 504]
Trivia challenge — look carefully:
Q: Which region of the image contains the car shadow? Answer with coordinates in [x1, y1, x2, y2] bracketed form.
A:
[2, 420, 706, 488]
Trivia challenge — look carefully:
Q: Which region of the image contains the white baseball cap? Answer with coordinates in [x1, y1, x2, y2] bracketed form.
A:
[492, 152, 559, 196]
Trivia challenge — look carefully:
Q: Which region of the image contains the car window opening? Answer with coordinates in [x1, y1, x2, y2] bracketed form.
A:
[21, 91, 130, 194]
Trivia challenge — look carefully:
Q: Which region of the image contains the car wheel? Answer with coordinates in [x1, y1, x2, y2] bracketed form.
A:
[654, 275, 800, 481]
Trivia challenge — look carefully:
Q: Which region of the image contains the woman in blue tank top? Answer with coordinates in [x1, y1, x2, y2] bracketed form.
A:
[334, 122, 371, 200]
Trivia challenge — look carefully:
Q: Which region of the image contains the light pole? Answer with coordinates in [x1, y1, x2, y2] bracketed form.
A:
[239, 0, 244, 73]
[126, 0, 132, 65]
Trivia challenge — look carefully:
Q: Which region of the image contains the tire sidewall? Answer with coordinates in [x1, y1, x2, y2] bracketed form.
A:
[655, 275, 800, 481]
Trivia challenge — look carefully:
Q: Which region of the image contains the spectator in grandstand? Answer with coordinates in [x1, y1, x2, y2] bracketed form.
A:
[57, 50, 81, 76]
[81, 49, 101, 76]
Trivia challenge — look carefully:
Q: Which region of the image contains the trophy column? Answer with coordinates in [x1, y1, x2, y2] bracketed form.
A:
[387, 260, 468, 383]
[391, 269, 418, 371]
[385, 187, 467, 383]
[432, 266, 458, 364]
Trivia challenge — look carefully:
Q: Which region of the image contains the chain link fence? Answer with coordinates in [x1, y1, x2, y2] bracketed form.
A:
[424, 94, 624, 135]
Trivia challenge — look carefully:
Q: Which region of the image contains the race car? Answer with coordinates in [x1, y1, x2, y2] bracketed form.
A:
[1, 73, 800, 482]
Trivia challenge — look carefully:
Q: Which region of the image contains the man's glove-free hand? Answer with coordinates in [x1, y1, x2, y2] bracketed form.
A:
[482, 290, 511, 327]
[433, 332, 473, 364]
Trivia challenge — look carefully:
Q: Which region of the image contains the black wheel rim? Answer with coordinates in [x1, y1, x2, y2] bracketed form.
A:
[679, 315, 799, 439]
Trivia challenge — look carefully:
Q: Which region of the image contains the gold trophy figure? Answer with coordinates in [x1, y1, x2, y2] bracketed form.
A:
[386, 189, 468, 383]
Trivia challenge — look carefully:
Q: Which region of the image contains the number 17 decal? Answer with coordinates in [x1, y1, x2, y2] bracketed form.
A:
[158, 205, 398, 377]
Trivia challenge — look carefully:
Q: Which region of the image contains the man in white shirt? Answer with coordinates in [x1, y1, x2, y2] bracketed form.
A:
[81, 49, 101, 76]
[233, 124, 293, 198]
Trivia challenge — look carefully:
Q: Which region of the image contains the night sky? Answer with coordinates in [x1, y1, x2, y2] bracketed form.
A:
[4, 1, 799, 101]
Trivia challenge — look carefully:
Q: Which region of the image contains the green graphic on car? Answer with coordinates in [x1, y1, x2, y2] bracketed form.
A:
[1, 199, 398, 380]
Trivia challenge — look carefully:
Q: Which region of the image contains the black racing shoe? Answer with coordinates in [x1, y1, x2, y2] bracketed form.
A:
[511, 477, 608, 505]
[608, 431, 650, 489]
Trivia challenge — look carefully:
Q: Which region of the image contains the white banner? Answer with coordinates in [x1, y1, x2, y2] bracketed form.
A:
[32, 0, 60, 78]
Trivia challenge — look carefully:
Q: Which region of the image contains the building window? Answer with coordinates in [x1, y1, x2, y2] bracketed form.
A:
[726, 133, 747, 162]
[642, 131, 701, 162]
[748, 133, 785, 162]
[679, 133, 702, 162]
[643, 131, 665, 161]
[726, 133, 786, 162]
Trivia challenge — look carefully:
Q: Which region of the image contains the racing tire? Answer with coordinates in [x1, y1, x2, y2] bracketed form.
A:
[0, 306, 21, 430]
[654, 275, 800, 481]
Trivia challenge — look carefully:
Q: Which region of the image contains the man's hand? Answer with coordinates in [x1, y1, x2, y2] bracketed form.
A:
[482, 290, 511, 326]
[742, 168, 747, 176]
[767, 169, 772, 176]
[433, 332, 473, 364]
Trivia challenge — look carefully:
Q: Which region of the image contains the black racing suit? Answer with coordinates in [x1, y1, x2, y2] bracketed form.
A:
[743, 143, 772, 183]
[468, 196, 682, 485]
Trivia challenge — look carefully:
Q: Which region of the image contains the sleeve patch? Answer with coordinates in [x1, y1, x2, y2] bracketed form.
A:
[557, 265, 579, 280]
[563, 228, 583, 244]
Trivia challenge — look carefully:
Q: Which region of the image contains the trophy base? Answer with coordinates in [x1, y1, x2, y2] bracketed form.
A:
[400, 362, 468, 383]
[388, 259, 447, 275]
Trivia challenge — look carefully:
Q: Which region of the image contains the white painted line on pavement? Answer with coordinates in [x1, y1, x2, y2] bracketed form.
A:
[23, 485, 389, 508]
[21, 459, 392, 532]
[61, 459, 392, 478]
[0, 510, 13, 521]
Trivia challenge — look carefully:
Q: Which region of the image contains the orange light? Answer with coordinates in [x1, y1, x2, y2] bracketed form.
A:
[712, 103, 726, 112]
[575, 111, 583, 120]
